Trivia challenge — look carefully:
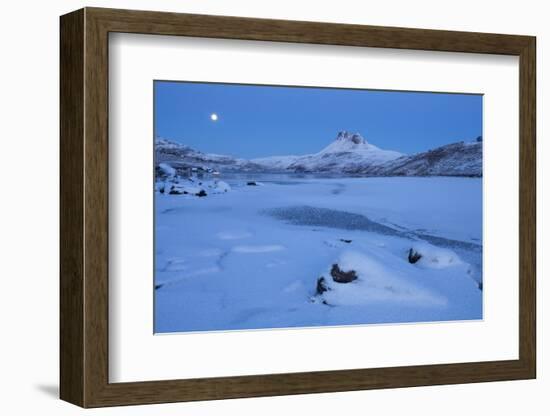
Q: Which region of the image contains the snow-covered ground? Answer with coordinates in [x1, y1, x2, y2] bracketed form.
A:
[154, 175, 482, 333]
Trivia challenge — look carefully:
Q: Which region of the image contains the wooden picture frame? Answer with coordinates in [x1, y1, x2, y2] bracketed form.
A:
[60, 7, 536, 408]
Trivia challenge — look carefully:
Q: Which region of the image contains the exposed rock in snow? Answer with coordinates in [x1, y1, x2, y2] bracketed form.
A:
[320, 131, 388, 154]
[315, 277, 330, 295]
[330, 263, 358, 283]
[168, 182, 202, 195]
[408, 248, 422, 264]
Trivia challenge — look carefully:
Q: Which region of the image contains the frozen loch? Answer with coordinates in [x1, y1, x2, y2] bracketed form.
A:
[154, 175, 482, 333]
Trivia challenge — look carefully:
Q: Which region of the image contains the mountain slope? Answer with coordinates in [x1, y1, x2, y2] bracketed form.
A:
[252, 131, 403, 173]
[368, 140, 482, 177]
[155, 138, 264, 173]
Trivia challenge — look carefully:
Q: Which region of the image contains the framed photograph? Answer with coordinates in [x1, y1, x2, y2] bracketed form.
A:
[60, 7, 536, 408]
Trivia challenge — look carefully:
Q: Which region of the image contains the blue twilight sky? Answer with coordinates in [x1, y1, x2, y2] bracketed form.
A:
[154, 81, 482, 159]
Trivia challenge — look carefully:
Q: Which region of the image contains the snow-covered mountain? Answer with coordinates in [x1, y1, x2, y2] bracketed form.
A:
[155, 132, 482, 177]
[252, 131, 403, 173]
[155, 138, 264, 173]
[367, 139, 482, 177]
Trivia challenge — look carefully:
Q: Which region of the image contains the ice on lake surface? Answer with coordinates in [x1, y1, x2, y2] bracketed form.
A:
[264, 206, 404, 236]
[154, 175, 482, 333]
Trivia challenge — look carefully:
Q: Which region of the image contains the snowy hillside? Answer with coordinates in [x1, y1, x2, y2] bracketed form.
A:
[155, 138, 264, 173]
[250, 155, 301, 171]
[252, 131, 403, 173]
[368, 139, 482, 177]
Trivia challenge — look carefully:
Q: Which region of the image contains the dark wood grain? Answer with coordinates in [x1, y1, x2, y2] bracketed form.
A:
[59, 8, 85, 407]
[518, 38, 537, 375]
[88, 7, 532, 54]
[60, 7, 537, 408]
[83, 10, 110, 406]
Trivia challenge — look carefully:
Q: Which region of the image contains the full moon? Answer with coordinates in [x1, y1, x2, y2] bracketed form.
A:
[210, 113, 218, 121]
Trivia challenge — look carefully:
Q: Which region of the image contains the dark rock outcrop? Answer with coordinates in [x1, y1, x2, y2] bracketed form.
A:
[408, 248, 422, 264]
[330, 264, 358, 283]
[316, 277, 329, 295]
[168, 186, 187, 195]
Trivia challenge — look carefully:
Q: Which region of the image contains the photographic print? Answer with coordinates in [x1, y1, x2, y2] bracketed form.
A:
[154, 81, 483, 334]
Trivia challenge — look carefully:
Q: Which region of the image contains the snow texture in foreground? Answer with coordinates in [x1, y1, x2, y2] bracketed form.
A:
[315, 251, 447, 307]
[155, 176, 482, 333]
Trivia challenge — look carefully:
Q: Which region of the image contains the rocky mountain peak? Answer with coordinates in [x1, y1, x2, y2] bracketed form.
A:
[336, 131, 367, 145]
